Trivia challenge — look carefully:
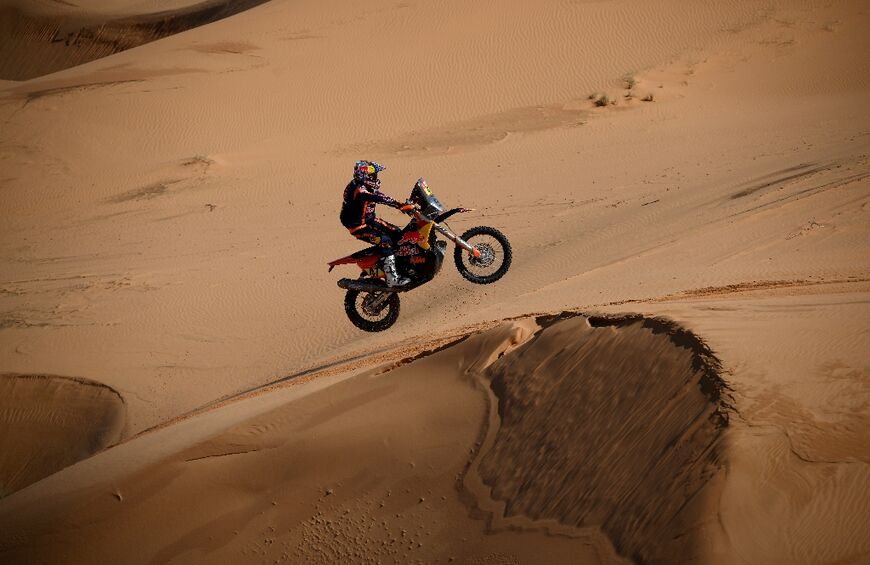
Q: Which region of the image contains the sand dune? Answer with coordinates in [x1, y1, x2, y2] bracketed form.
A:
[1, 0, 869, 562]
[472, 316, 728, 563]
[0, 0, 272, 80]
[0, 316, 734, 564]
[0, 373, 125, 497]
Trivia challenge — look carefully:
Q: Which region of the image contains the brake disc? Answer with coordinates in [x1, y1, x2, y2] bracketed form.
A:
[470, 243, 496, 268]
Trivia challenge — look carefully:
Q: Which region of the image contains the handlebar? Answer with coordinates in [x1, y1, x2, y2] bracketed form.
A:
[399, 201, 423, 219]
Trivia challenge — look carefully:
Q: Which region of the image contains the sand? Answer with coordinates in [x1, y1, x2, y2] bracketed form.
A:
[0, 0, 273, 80]
[1, 0, 868, 562]
[0, 317, 725, 564]
[0, 373, 125, 496]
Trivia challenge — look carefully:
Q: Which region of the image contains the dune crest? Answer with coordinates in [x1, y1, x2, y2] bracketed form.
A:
[0, 0, 271, 80]
[0, 315, 733, 563]
[463, 315, 729, 563]
[0, 373, 125, 498]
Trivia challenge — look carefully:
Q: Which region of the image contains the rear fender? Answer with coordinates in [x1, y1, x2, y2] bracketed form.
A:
[328, 256, 357, 271]
[358, 255, 380, 270]
[328, 248, 381, 272]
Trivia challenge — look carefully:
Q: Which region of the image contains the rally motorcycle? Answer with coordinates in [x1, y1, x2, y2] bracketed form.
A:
[328, 179, 512, 332]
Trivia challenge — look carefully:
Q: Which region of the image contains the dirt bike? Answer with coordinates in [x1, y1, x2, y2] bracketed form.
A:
[328, 178, 512, 332]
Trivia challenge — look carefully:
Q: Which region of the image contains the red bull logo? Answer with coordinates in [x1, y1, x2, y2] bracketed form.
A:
[399, 231, 423, 245]
[398, 222, 433, 250]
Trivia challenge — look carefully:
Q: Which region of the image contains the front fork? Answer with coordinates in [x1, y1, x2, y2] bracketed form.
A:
[433, 224, 481, 258]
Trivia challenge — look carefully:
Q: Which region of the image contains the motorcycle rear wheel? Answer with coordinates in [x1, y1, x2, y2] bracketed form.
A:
[454, 226, 512, 284]
[344, 289, 400, 332]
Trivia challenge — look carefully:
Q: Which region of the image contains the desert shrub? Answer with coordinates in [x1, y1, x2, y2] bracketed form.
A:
[593, 93, 610, 107]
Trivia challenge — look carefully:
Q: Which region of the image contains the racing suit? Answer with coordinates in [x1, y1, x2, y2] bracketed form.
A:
[340, 179, 405, 256]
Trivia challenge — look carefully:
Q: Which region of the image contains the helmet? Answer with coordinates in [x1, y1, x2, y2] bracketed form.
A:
[354, 160, 385, 189]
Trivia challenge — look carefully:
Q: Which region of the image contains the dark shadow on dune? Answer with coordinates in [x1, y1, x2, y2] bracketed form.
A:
[0, 374, 126, 497]
[21, 79, 144, 104]
[587, 313, 733, 412]
[470, 314, 731, 564]
[0, 0, 272, 80]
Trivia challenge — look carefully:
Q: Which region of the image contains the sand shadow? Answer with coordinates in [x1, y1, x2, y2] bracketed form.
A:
[0, 374, 126, 497]
[463, 314, 731, 564]
[0, 0, 273, 80]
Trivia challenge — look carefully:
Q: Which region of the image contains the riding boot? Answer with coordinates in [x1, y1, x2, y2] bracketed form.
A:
[382, 254, 410, 287]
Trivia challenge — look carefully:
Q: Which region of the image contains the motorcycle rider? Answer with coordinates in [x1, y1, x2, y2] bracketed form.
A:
[341, 160, 415, 287]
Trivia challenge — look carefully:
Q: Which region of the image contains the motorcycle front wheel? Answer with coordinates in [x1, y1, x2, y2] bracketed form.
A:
[344, 289, 401, 332]
[454, 226, 512, 284]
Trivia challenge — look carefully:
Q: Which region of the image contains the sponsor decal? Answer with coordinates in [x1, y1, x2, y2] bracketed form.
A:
[398, 224, 433, 250]
[396, 245, 420, 256]
[398, 231, 422, 245]
[410, 256, 427, 264]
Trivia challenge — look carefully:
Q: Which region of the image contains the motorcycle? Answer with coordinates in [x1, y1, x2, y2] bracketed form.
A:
[328, 178, 512, 332]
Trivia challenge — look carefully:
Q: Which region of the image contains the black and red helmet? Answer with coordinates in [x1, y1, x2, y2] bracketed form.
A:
[354, 160, 385, 189]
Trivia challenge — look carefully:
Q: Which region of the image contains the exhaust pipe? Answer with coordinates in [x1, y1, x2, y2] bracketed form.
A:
[337, 278, 406, 293]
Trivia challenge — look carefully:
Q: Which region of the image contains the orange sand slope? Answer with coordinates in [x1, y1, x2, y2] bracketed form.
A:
[0, 373, 125, 496]
[0, 317, 733, 564]
[1, 0, 869, 563]
[0, 0, 273, 80]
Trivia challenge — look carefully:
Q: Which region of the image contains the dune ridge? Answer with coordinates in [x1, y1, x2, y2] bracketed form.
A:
[0, 314, 734, 564]
[461, 315, 729, 564]
[0, 373, 125, 498]
[0, 0, 271, 80]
